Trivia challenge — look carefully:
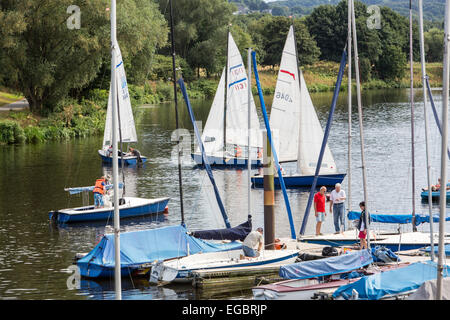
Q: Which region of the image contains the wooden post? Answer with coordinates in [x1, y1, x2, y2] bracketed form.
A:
[263, 134, 275, 250]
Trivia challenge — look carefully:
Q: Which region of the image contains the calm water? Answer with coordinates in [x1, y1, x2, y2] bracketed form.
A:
[0, 88, 449, 300]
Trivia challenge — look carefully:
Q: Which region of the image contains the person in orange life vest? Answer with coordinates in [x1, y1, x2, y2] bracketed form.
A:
[93, 176, 106, 208]
[314, 186, 327, 236]
[234, 145, 242, 158]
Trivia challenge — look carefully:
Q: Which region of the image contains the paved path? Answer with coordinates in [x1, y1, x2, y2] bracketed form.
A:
[0, 98, 29, 111]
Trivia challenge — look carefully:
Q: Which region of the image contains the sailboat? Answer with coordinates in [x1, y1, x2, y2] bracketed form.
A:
[49, 37, 168, 224]
[251, 25, 346, 188]
[191, 31, 263, 167]
[97, 46, 147, 166]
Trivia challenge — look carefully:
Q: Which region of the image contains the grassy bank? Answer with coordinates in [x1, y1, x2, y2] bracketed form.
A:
[0, 89, 23, 107]
[0, 60, 443, 145]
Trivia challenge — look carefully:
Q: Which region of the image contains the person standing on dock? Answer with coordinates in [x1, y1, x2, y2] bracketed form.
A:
[241, 227, 264, 259]
[357, 201, 370, 250]
[314, 186, 327, 236]
[93, 176, 106, 208]
[330, 183, 346, 234]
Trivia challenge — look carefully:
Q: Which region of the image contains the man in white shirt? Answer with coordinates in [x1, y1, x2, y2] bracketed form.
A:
[241, 227, 264, 259]
[329, 183, 346, 233]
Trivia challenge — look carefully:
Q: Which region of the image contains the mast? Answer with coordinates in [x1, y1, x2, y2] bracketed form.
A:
[224, 26, 230, 157]
[409, 0, 417, 231]
[418, 0, 434, 260]
[437, 0, 450, 300]
[111, 0, 121, 300]
[351, 0, 370, 249]
[169, 0, 185, 225]
[247, 47, 252, 216]
[347, 0, 352, 224]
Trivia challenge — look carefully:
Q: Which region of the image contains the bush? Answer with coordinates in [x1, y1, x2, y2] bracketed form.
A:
[0, 120, 25, 144]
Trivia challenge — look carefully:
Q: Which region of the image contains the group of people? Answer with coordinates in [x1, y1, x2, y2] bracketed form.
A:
[314, 183, 370, 249]
[106, 145, 143, 163]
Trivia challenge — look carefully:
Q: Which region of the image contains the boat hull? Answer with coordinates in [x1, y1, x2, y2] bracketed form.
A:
[49, 196, 169, 223]
[420, 190, 450, 201]
[98, 150, 147, 166]
[159, 249, 299, 283]
[191, 152, 262, 168]
[251, 173, 346, 188]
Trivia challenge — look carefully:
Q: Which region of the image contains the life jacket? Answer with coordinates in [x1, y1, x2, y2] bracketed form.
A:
[234, 146, 242, 158]
[93, 178, 106, 195]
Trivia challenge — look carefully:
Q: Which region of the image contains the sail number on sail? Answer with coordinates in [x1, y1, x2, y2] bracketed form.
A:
[275, 91, 293, 103]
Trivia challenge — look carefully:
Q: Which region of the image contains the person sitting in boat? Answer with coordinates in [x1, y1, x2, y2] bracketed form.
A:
[106, 145, 113, 157]
[240, 227, 264, 259]
[234, 145, 242, 158]
[127, 146, 142, 163]
[257, 147, 263, 159]
[93, 176, 106, 209]
[422, 178, 450, 192]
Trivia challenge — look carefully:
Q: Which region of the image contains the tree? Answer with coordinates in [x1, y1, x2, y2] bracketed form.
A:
[248, 16, 320, 67]
[0, 0, 167, 115]
[424, 28, 444, 62]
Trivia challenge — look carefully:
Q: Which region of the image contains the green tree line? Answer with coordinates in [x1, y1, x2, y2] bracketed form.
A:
[0, 0, 444, 116]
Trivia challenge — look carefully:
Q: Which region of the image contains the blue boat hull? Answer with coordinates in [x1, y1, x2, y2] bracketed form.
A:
[420, 190, 450, 201]
[251, 173, 346, 188]
[191, 153, 262, 167]
[99, 152, 147, 166]
[49, 197, 169, 223]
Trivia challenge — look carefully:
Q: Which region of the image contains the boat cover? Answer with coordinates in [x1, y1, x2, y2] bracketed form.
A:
[77, 224, 242, 277]
[422, 244, 450, 256]
[332, 261, 450, 300]
[407, 278, 450, 300]
[279, 249, 372, 280]
[348, 211, 450, 225]
[191, 215, 252, 241]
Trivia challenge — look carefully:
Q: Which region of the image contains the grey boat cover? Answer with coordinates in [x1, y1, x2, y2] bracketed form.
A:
[407, 278, 450, 300]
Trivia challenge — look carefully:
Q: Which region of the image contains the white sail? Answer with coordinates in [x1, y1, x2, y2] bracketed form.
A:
[225, 33, 262, 150]
[198, 33, 262, 156]
[200, 68, 226, 155]
[103, 45, 138, 148]
[269, 25, 338, 174]
[269, 26, 301, 162]
[297, 70, 338, 175]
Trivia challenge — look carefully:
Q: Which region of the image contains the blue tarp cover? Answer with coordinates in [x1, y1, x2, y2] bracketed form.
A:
[279, 250, 373, 280]
[422, 244, 450, 256]
[191, 216, 252, 241]
[348, 211, 450, 225]
[332, 260, 449, 300]
[77, 224, 242, 277]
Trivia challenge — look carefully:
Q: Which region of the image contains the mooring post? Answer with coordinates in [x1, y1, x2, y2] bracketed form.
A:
[263, 134, 275, 250]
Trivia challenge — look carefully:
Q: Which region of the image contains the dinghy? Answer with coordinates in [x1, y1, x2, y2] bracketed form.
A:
[191, 31, 263, 167]
[98, 46, 147, 166]
[251, 26, 345, 188]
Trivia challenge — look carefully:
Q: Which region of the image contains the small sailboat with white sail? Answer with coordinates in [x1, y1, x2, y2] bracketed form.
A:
[49, 35, 168, 224]
[191, 30, 263, 167]
[251, 25, 345, 188]
[98, 47, 147, 166]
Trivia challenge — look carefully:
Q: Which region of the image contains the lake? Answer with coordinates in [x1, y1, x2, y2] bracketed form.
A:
[0, 87, 448, 300]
